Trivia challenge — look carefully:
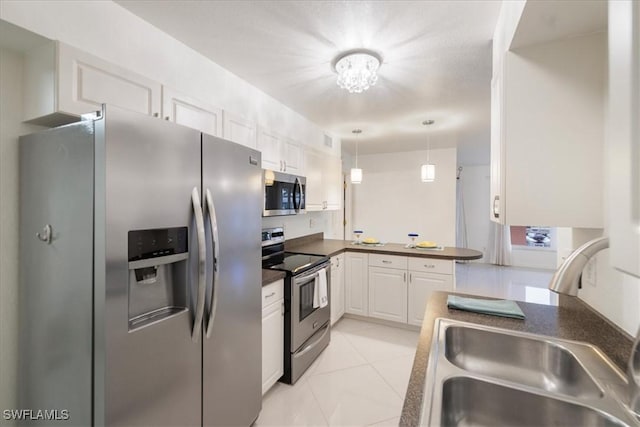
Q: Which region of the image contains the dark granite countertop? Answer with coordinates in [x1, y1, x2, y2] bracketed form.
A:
[399, 291, 634, 427]
[285, 234, 483, 261]
[261, 269, 285, 287]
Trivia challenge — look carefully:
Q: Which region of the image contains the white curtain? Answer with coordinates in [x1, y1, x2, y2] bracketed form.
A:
[456, 176, 468, 249]
[489, 222, 512, 266]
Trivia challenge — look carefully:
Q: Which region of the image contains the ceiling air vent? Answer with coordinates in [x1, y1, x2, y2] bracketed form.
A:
[324, 134, 333, 148]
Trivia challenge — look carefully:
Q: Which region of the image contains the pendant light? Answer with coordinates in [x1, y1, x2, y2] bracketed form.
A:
[421, 120, 435, 182]
[351, 129, 363, 184]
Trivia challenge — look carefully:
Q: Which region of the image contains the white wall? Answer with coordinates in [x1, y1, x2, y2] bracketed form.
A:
[351, 148, 456, 245]
[458, 164, 491, 261]
[0, 46, 45, 420]
[262, 210, 343, 241]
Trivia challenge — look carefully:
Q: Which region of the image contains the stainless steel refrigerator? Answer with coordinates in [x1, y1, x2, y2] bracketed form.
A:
[18, 105, 262, 426]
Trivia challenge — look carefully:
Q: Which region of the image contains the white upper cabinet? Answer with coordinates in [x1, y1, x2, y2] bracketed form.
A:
[24, 41, 162, 126]
[490, 2, 606, 227]
[608, 0, 640, 278]
[161, 87, 222, 137]
[257, 128, 303, 174]
[223, 111, 257, 149]
[304, 148, 342, 211]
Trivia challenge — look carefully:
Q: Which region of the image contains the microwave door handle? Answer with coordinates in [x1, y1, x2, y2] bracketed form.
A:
[294, 177, 303, 213]
[191, 187, 207, 341]
[297, 178, 304, 210]
[293, 177, 300, 213]
[205, 188, 220, 338]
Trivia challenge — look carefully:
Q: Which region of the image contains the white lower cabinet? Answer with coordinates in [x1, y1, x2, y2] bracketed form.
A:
[261, 279, 284, 395]
[345, 252, 369, 316]
[407, 271, 454, 326]
[343, 251, 454, 326]
[330, 254, 345, 325]
[368, 266, 408, 323]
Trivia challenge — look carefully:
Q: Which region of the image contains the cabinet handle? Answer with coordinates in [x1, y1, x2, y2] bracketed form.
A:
[153, 112, 159, 118]
[424, 264, 435, 269]
[280, 160, 283, 171]
[404, 272, 406, 282]
[281, 301, 285, 315]
[382, 260, 392, 264]
[165, 116, 170, 121]
[265, 291, 276, 299]
[493, 195, 500, 218]
[337, 258, 340, 268]
[409, 273, 412, 283]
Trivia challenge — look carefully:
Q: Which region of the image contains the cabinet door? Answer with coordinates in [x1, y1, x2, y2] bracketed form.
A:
[407, 271, 453, 326]
[262, 299, 284, 395]
[608, 0, 640, 277]
[283, 138, 303, 175]
[303, 148, 325, 211]
[223, 111, 257, 149]
[368, 267, 408, 323]
[330, 254, 345, 325]
[324, 155, 343, 210]
[58, 42, 162, 118]
[162, 87, 222, 136]
[257, 127, 282, 171]
[345, 252, 368, 316]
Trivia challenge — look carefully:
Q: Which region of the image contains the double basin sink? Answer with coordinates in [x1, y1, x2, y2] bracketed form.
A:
[421, 319, 640, 426]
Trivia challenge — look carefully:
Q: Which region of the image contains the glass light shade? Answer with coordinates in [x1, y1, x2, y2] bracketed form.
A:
[421, 164, 435, 182]
[335, 52, 380, 94]
[350, 168, 363, 184]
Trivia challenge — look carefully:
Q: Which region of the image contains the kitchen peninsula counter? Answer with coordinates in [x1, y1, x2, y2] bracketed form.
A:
[285, 234, 483, 261]
[399, 291, 634, 427]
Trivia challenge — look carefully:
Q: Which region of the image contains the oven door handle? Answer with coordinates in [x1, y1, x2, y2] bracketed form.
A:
[294, 270, 319, 284]
[294, 324, 330, 358]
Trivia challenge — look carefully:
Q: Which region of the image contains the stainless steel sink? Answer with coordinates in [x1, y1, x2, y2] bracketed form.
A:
[445, 325, 602, 398]
[421, 319, 639, 426]
[441, 376, 628, 427]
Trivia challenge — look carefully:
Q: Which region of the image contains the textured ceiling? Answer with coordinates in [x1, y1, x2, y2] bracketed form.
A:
[116, 0, 502, 160]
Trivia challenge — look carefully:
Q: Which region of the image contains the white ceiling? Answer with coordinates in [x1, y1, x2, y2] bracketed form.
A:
[116, 0, 502, 161]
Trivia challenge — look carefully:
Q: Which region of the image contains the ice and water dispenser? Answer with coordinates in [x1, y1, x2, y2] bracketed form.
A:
[127, 227, 189, 330]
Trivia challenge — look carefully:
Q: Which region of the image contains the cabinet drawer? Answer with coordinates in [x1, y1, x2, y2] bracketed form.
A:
[368, 254, 407, 270]
[262, 279, 284, 309]
[408, 257, 452, 275]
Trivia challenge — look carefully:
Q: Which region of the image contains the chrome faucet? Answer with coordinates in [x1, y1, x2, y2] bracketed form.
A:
[548, 237, 609, 296]
[549, 236, 640, 419]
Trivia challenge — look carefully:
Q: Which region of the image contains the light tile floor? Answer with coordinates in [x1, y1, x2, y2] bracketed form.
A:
[256, 263, 557, 426]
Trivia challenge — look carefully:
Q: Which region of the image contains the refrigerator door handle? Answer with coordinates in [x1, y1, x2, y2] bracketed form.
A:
[205, 188, 220, 338]
[191, 187, 207, 341]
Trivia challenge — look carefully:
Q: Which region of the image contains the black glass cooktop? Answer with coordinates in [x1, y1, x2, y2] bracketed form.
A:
[268, 252, 328, 275]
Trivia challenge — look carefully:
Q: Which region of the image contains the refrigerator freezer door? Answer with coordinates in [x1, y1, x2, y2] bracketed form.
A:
[202, 134, 262, 426]
[101, 107, 202, 426]
[18, 121, 96, 426]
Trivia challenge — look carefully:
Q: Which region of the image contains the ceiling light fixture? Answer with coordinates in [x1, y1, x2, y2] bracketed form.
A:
[421, 120, 436, 183]
[334, 50, 382, 94]
[351, 129, 363, 184]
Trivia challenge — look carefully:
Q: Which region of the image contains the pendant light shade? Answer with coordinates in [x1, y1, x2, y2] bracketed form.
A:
[421, 164, 435, 182]
[350, 168, 363, 184]
[351, 129, 363, 184]
[421, 120, 435, 183]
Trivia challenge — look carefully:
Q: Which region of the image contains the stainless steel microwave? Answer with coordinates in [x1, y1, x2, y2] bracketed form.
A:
[263, 170, 306, 216]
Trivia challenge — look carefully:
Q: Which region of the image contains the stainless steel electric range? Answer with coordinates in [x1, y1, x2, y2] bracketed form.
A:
[262, 227, 331, 384]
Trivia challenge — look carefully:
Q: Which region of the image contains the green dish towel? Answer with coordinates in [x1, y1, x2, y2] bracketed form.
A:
[447, 295, 525, 320]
